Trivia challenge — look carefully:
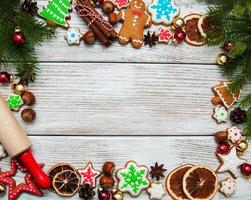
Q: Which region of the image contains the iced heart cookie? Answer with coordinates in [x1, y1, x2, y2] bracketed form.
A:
[117, 0, 152, 48]
[116, 161, 150, 196]
[147, 0, 179, 26]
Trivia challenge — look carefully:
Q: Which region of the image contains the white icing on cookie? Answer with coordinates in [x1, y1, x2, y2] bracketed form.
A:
[220, 177, 236, 197]
[212, 106, 229, 123]
[157, 27, 173, 43]
[227, 126, 243, 143]
[65, 28, 82, 45]
[147, 183, 165, 200]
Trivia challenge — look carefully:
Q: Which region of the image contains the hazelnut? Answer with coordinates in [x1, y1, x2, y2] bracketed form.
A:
[83, 31, 96, 45]
[108, 13, 118, 25]
[102, 161, 115, 176]
[21, 91, 36, 105]
[214, 131, 228, 144]
[21, 108, 36, 122]
[99, 176, 114, 189]
[101, 1, 115, 13]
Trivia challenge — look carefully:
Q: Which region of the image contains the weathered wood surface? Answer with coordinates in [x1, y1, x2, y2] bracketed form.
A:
[1, 136, 251, 200]
[1, 0, 251, 199]
[36, 0, 218, 63]
[1, 63, 243, 136]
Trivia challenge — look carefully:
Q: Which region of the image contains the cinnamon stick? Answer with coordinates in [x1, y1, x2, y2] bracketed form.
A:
[75, 0, 110, 46]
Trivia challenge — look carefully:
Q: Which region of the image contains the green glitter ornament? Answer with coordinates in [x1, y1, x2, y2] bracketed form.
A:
[6, 93, 23, 111]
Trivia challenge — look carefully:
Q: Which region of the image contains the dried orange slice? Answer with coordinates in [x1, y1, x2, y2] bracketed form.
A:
[182, 166, 218, 200]
[165, 164, 193, 200]
[52, 170, 80, 197]
[183, 13, 205, 46]
[48, 163, 76, 180]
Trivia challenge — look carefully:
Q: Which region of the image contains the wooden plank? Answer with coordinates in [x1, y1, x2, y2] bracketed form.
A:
[2, 63, 243, 136]
[1, 136, 250, 199]
[36, 0, 218, 63]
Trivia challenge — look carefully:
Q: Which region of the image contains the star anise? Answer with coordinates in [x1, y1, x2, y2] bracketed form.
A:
[79, 183, 96, 200]
[150, 162, 167, 181]
[144, 31, 158, 47]
[21, 0, 38, 16]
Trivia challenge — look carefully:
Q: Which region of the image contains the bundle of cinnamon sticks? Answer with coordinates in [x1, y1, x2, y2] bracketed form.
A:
[75, 0, 117, 46]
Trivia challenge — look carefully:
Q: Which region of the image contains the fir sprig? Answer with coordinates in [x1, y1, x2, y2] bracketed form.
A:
[200, 0, 251, 136]
[0, 0, 55, 83]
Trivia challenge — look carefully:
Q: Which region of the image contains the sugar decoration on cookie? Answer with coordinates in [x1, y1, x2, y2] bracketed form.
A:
[157, 27, 173, 43]
[147, 0, 179, 26]
[39, 0, 72, 28]
[116, 161, 150, 196]
[117, 0, 152, 48]
[6, 93, 23, 111]
[216, 147, 246, 178]
[147, 182, 165, 200]
[227, 126, 243, 144]
[64, 28, 83, 45]
[107, 0, 129, 10]
[211, 81, 241, 109]
[77, 162, 101, 187]
[219, 177, 236, 197]
[212, 106, 229, 123]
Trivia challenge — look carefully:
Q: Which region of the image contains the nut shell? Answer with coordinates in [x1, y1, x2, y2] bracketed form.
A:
[101, 1, 115, 13]
[21, 108, 36, 122]
[83, 31, 96, 45]
[214, 131, 228, 144]
[102, 161, 115, 176]
[21, 91, 36, 105]
[108, 13, 118, 25]
[99, 175, 115, 189]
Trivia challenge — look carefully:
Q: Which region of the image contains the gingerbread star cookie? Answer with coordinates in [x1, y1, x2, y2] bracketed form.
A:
[65, 28, 82, 45]
[77, 162, 101, 187]
[219, 177, 236, 197]
[227, 126, 243, 144]
[116, 161, 150, 197]
[216, 147, 246, 178]
[211, 81, 241, 109]
[212, 106, 229, 123]
[147, 183, 165, 200]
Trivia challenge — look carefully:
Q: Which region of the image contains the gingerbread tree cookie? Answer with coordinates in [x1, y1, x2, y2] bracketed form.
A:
[211, 81, 241, 109]
[117, 0, 152, 48]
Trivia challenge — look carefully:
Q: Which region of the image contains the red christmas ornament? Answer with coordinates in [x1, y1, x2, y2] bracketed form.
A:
[0, 71, 11, 84]
[217, 143, 230, 154]
[223, 42, 234, 52]
[240, 163, 251, 176]
[12, 27, 26, 45]
[174, 29, 186, 42]
[0, 159, 43, 200]
[98, 189, 110, 200]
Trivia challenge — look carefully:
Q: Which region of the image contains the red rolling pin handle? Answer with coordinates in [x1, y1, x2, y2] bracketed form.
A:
[18, 150, 51, 189]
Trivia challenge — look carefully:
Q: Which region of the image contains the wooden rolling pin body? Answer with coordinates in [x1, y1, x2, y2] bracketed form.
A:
[0, 95, 31, 157]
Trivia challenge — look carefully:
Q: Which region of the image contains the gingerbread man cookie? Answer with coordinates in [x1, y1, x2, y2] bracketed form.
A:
[117, 0, 152, 48]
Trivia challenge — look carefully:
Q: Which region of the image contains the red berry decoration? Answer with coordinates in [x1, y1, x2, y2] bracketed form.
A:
[0, 71, 11, 84]
[217, 143, 230, 154]
[222, 42, 234, 52]
[12, 27, 26, 45]
[98, 189, 110, 200]
[174, 29, 186, 42]
[240, 163, 251, 176]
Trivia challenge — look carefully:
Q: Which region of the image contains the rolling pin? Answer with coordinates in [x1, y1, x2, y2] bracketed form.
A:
[0, 95, 51, 189]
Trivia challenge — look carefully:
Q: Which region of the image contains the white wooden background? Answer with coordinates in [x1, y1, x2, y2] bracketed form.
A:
[1, 0, 251, 199]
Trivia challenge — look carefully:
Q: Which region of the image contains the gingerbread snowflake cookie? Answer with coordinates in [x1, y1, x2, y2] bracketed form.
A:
[227, 126, 243, 144]
[157, 27, 173, 43]
[147, 183, 165, 200]
[65, 28, 82, 45]
[147, 0, 179, 26]
[219, 177, 236, 197]
[212, 106, 229, 123]
[116, 161, 150, 197]
[77, 162, 101, 187]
